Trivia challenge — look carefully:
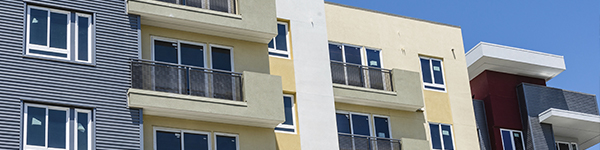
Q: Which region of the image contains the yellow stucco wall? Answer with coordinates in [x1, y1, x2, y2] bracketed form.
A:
[141, 25, 271, 74]
[269, 57, 295, 93]
[325, 3, 479, 150]
[144, 115, 277, 150]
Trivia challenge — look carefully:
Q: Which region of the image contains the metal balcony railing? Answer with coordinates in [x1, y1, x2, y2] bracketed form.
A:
[131, 59, 243, 101]
[157, 0, 237, 14]
[331, 61, 393, 91]
[338, 133, 402, 150]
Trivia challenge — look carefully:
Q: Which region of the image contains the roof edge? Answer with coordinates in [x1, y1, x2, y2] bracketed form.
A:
[324, 1, 461, 29]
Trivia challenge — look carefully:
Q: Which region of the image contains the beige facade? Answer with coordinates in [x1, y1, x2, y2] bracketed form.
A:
[325, 2, 479, 150]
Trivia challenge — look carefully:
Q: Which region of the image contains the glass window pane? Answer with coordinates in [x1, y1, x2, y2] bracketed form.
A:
[156, 131, 182, 150]
[268, 39, 274, 49]
[180, 43, 204, 67]
[77, 112, 89, 150]
[441, 125, 454, 150]
[211, 47, 232, 71]
[282, 96, 294, 125]
[48, 109, 67, 148]
[29, 8, 48, 46]
[421, 58, 432, 83]
[184, 133, 209, 150]
[351, 114, 370, 136]
[344, 46, 361, 65]
[374, 117, 389, 138]
[366, 49, 381, 68]
[329, 44, 343, 61]
[558, 143, 570, 150]
[77, 16, 89, 61]
[216, 135, 237, 150]
[209, 0, 230, 13]
[275, 24, 288, 51]
[512, 132, 524, 150]
[185, 0, 202, 8]
[336, 113, 351, 134]
[29, 49, 68, 58]
[432, 60, 444, 85]
[27, 106, 46, 146]
[429, 124, 442, 149]
[501, 130, 514, 150]
[49, 12, 68, 49]
[154, 40, 178, 64]
[571, 143, 578, 150]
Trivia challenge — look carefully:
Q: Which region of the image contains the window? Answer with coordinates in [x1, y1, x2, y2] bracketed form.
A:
[23, 104, 92, 150]
[26, 6, 94, 63]
[429, 123, 454, 150]
[328, 43, 382, 67]
[420, 57, 445, 91]
[336, 112, 392, 150]
[500, 129, 524, 150]
[153, 37, 207, 67]
[215, 133, 239, 150]
[275, 95, 296, 133]
[556, 141, 577, 150]
[157, 0, 237, 14]
[268, 22, 290, 58]
[154, 127, 210, 150]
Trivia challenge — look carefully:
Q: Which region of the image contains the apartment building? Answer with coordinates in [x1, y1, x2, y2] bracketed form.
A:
[468, 42, 600, 150]
[1, 0, 484, 150]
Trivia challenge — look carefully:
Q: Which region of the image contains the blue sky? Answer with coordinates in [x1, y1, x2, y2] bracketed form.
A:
[324, 0, 600, 149]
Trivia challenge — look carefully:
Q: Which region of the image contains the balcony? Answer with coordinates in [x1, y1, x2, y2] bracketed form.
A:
[127, 59, 285, 128]
[330, 61, 425, 111]
[127, 0, 277, 43]
[338, 133, 401, 150]
[131, 59, 243, 101]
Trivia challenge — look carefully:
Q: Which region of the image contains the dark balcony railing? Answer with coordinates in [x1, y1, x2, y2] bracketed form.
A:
[338, 133, 401, 150]
[131, 59, 243, 101]
[157, 0, 237, 14]
[331, 61, 393, 91]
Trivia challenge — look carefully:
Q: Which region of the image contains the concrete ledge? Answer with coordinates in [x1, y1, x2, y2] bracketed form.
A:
[401, 138, 430, 150]
[128, 0, 277, 43]
[128, 71, 285, 128]
[333, 68, 425, 111]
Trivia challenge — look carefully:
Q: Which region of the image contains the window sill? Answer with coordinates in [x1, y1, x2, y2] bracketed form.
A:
[23, 55, 95, 66]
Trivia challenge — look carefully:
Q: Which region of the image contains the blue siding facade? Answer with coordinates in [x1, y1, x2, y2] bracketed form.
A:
[0, 0, 141, 149]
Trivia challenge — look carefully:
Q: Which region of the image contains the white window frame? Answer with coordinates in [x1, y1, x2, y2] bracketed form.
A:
[74, 13, 93, 63]
[268, 21, 291, 59]
[419, 56, 446, 92]
[500, 128, 525, 150]
[329, 42, 384, 68]
[25, 6, 94, 64]
[23, 104, 93, 150]
[371, 115, 393, 139]
[73, 109, 92, 150]
[556, 141, 578, 150]
[208, 44, 235, 72]
[214, 132, 239, 150]
[275, 94, 297, 134]
[151, 36, 208, 67]
[429, 122, 455, 150]
[26, 6, 72, 60]
[153, 127, 212, 150]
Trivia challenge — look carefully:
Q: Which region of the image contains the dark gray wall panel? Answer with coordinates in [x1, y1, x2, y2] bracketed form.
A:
[0, 0, 142, 149]
[563, 90, 599, 115]
[473, 100, 491, 150]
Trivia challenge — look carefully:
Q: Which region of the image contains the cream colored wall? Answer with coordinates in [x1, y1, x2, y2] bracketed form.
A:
[325, 3, 479, 150]
[141, 25, 270, 74]
[144, 115, 277, 150]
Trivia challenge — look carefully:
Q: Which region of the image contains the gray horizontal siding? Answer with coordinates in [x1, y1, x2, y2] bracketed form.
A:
[0, 0, 142, 149]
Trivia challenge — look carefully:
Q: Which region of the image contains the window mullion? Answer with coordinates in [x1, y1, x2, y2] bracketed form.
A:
[46, 10, 51, 49]
[45, 107, 49, 148]
[439, 124, 444, 150]
[429, 59, 435, 84]
[181, 131, 185, 150]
